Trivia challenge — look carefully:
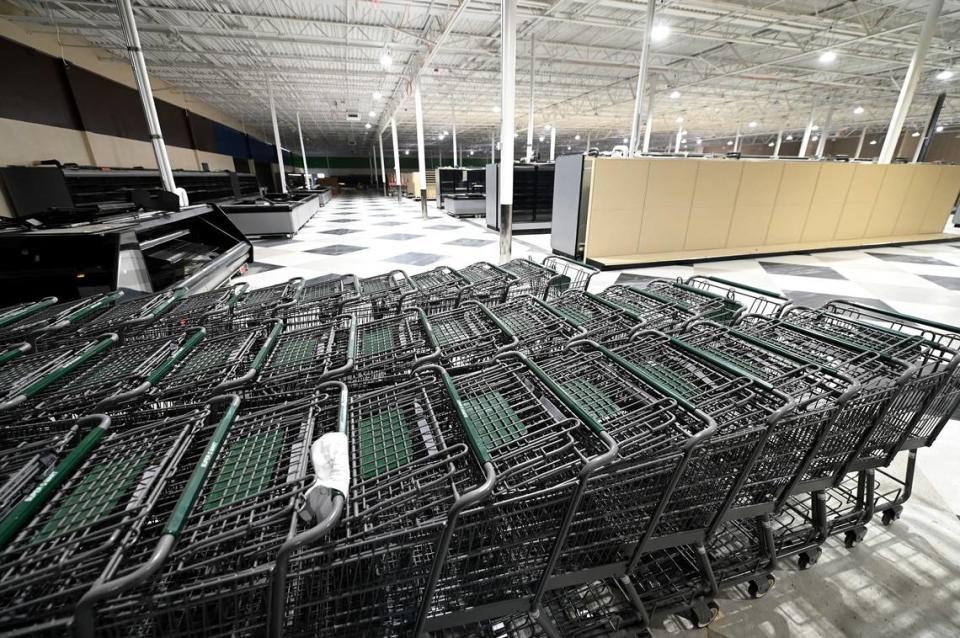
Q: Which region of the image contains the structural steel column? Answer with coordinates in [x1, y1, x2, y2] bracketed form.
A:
[491, 130, 495, 163]
[799, 104, 816, 157]
[390, 117, 401, 204]
[296, 112, 309, 186]
[879, 0, 944, 164]
[854, 127, 867, 159]
[773, 129, 783, 158]
[372, 143, 379, 188]
[499, 0, 517, 263]
[526, 36, 535, 161]
[452, 121, 458, 167]
[414, 78, 428, 219]
[267, 78, 287, 194]
[549, 126, 556, 161]
[378, 133, 388, 196]
[816, 102, 834, 158]
[642, 81, 656, 153]
[629, 0, 656, 155]
[115, 0, 176, 193]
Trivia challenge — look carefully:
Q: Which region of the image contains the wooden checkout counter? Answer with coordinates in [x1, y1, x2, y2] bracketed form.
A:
[551, 155, 960, 269]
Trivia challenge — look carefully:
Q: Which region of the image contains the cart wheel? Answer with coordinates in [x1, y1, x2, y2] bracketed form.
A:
[881, 506, 903, 526]
[686, 598, 718, 628]
[844, 526, 868, 548]
[798, 547, 822, 570]
[747, 574, 776, 599]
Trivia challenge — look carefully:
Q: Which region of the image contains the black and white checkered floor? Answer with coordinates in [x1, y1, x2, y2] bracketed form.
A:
[237, 190, 960, 637]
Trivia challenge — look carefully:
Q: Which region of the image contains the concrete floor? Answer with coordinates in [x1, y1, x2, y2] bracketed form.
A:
[237, 191, 960, 638]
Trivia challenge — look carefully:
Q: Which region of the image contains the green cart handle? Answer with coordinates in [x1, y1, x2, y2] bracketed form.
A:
[213, 320, 284, 392]
[421, 364, 493, 464]
[692, 276, 789, 300]
[822, 299, 960, 335]
[317, 380, 349, 437]
[417, 308, 442, 354]
[464, 300, 519, 351]
[227, 283, 249, 308]
[46, 291, 126, 331]
[0, 342, 32, 366]
[0, 297, 58, 329]
[627, 286, 697, 315]
[0, 414, 110, 551]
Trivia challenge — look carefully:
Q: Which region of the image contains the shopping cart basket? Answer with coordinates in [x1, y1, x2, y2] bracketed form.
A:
[400, 266, 475, 315]
[542, 256, 599, 295]
[546, 290, 646, 344]
[597, 285, 700, 333]
[639, 279, 748, 324]
[486, 295, 586, 359]
[428, 301, 518, 372]
[0, 297, 60, 329]
[684, 276, 791, 318]
[124, 284, 248, 342]
[0, 397, 238, 636]
[344, 308, 441, 390]
[500, 257, 593, 301]
[255, 315, 356, 392]
[456, 262, 519, 307]
[0, 292, 124, 350]
[205, 278, 305, 333]
[341, 270, 419, 325]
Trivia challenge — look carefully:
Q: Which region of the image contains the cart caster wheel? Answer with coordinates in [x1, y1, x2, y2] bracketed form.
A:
[798, 547, 822, 570]
[748, 574, 776, 599]
[881, 506, 903, 526]
[686, 599, 719, 628]
[844, 526, 867, 548]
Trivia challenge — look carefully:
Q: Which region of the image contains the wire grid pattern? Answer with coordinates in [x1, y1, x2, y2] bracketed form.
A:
[300, 279, 345, 305]
[629, 544, 712, 618]
[542, 578, 644, 637]
[0, 344, 96, 403]
[645, 280, 745, 324]
[486, 296, 583, 359]
[598, 286, 698, 333]
[456, 262, 516, 307]
[685, 276, 790, 318]
[0, 297, 110, 348]
[705, 517, 770, 585]
[158, 329, 266, 400]
[48, 292, 175, 347]
[0, 407, 204, 635]
[542, 256, 597, 295]
[430, 305, 512, 371]
[258, 320, 352, 391]
[347, 312, 436, 390]
[500, 259, 568, 301]
[548, 291, 643, 343]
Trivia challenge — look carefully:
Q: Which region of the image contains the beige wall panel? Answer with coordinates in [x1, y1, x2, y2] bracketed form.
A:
[637, 160, 698, 254]
[801, 163, 854, 242]
[834, 165, 887, 239]
[864, 165, 913, 237]
[765, 162, 819, 245]
[167, 146, 203, 171]
[893, 166, 942, 235]
[196, 151, 238, 172]
[585, 159, 650, 257]
[727, 162, 784, 248]
[919, 166, 960, 233]
[0, 118, 93, 167]
[684, 161, 743, 251]
[86, 132, 157, 168]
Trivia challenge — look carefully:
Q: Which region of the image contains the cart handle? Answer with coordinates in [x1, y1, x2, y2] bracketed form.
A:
[822, 299, 960, 335]
[226, 282, 250, 308]
[628, 286, 697, 315]
[0, 342, 32, 366]
[485, 261, 520, 281]
[691, 276, 788, 300]
[667, 335, 780, 393]
[150, 287, 189, 319]
[214, 320, 284, 392]
[11, 334, 118, 406]
[465, 300, 518, 346]
[417, 308, 442, 353]
[146, 328, 207, 385]
[56, 291, 125, 328]
[0, 297, 58, 329]
[0, 414, 110, 551]
[421, 364, 493, 464]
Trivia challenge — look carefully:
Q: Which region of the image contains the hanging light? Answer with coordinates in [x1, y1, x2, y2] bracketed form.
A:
[651, 24, 671, 42]
[443, 130, 449, 136]
[574, 134, 581, 140]
[811, 125, 820, 131]
[936, 125, 944, 133]
[539, 135, 545, 142]
[785, 134, 794, 141]
[911, 131, 921, 137]
[936, 70, 954, 81]
[373, 91, 383, 100]
[469, 150, 474, 155]
[566, 145, 571, 150]
[695, 137, 702, 144]
[404, 149, 410, 155]
[748, 121, 758, 128]
[544, 124, 552, 131]
[669, 90, 681, 99]
[365, 123, 372, 129]
[811, 135, 819, 141]
[675, 116, 684, 123]
[379, 51, 393, 69]
[726, 140, 734, 146]
[869, 140, 877, 145]
[622, 137, 628, 144]
[818, 50, 837, 64]
[768, 141, 775, 147]
[368, 110, 376, 117]
[853, 106, 864, 115]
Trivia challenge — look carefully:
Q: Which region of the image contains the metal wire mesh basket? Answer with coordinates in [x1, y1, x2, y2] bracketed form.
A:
[344, 308, 441, 390]
[500, 258, 577, 301]
[428, 301, 518, 372]
[0, 292, 124, 350]
[541, 256, 599, 296]
[205, 278, 306, 333]
[400, 266, 474, 316]
[642, 280, 747, 324]
[124, 284, 248, 342]
[485, 295, 586, 359]
[685, 276, 792, 318]
[456, 262, 519, 307]
[547, 290, 646, 344]
[597, 285, 700, 333]
[255, 316, 356, 393]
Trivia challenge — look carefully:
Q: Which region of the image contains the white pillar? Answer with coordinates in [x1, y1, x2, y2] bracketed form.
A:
[799, 104, 816, 157]
[629, 0, 656, 155]
[390, 117, 401, 204]
[733, 124, 741, 153]
[549, 126, 556, 161]
[855, 127, 867, 159]
[773, 129, 783, 158]
[816, 102, 834, 158]
[371, 144, 378, 187]
[585, 132, 591, 152]
[452, 121, 458, 167]
[674, 124, 683, 153]
[378, 133, 388, 196]
[491, 130, 496, 163]
[879, 0, 944, 164]
[526, 36, 535, 162]
[499, 0, 517, 263]
[296, 112, 309, 187]
[267, 78, 287, 194]
[414, 78, 428, 218]
[642, 81, 656, 154]
[115, 0, 176, 193]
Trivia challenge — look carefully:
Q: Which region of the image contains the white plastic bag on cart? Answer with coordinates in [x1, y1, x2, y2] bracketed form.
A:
[300, 432, 350, 522]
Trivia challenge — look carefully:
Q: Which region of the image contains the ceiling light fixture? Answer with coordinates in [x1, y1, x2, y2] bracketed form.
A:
[911, 131, 921, 137]
[651, 24, 671, 42]
[748, 121, 758, 128]
[469, 150, 474, 155]
[405, 149, 410, 155]
[853, 106, 864, 115]
[675, 116, 684, 123]
[492, 105, 500, 113]
[811, 135, 819, 141]
[936, 125, 944, 133]
[818, 50, 837, 64]
[669, 90, 681, 99]
[368, 110, 376, 117]
[785, 134, 794, 141]
[768, 141, 775, 147]
[539, 135, 545, 142]
[936, 70, 954, 81]
[622, 137, 629, 144]
[379, 51, 393, 69]
[364, 123, 372, 129]
[566, 145, 571, 150]
[373, 91, 382, 100]
[575, 134, 581, 140]
[695, 137, 702, 144]
[869, 140, 877, 145]
[726, 140, 733, 146]
[545, 124, 552, 131]
[811, 125, 820, 131]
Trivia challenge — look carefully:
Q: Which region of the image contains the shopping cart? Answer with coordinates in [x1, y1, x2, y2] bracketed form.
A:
[546, 290, 646, 344]
[684, 276, 792, 318]
[206, 278, 305, 333]
[0, 397, 238, 636]
[597, 285, 700, 333]
[341, 270, 419, 325]
[148, 321, 284, 403]
[542, 256, 599, 295]
[0, 292, 124, 350]
[638, 279, 748, 324]
[485, 295, 586, 359]
[400, 266, 475, 315]
[0, 297, 60, 330]
[124, 284, 248, 342]
[282, 370, 496, 637]
[456, 262, 520, 307]
[74, 385, 350, 638]
[428, 301, 518, 372]
[26, 329, 207, 418]
[500, 257, 595, 301]
[37, 288, 188, 349]
[0, 335, 118, 417]
[255, 315, 357, 392]
[344, 308, 441, 390]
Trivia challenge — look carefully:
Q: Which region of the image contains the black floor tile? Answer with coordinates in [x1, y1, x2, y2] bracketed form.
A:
[866, 252, 956, 266]
[781, 290, 895, 312]
[386, 252, 444, 266]
[759, 261, 847, 280]
[445, 238, 495, 247]
[307, 245, 366, 256]
[319, 228, 361, 235]
[919, 275, 960, 291]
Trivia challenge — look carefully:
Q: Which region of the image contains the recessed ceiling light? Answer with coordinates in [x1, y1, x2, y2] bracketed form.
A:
[669, 90, 681, 99]
[373, 91, 382, 100]
[404, 149, 410, 155]
[726, 140, 733, 146]
[811, 135, 819, 141]
[818, 50, 837, 64]
[853, 106, 864, 115]
[443, 130, 449, 135]
[768, 141, 775, 147]
[936, 125, 944, 132]
[936, 70, 954, 81]
[438, 134, 444, 140]
[566, 145, 571, 150]
[379, 51, 393, 69]
[869, 140, 877, 145]
[492, 105, 500, 113]
[911, 131, 920, 137]
[365, 123, 372, 129]
[574, 134, 581, 140]
[695, 137, 702, 144]
[622, 137, 628, 144]
[544, 124, 552, 131]
[748, 121, 758, 128]
[368, 110, 376, 117]
[539, 135, 545, 142]
[651, 24, 671, 42]
[681, 138, 687, 144]
[785, 134, 794, 141]
[469, 150, 474, 155]
[675, 116, 684, 123]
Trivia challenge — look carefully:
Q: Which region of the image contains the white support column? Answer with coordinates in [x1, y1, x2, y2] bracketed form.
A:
[296, 112, 309, 188]
[372, 144, 379, 188]
[390, 117, 401, 204]
[733, 124, 741, 153]
[674, 124, 683, 153]
[378, 133, 388, 196]
[773, 129, 783, 158]
[879, 0, 944, 164]
[629, 0, 656, 155]
[267, 78, 287, 194]
[499, 0, 517, 263]
[115, 0, 176, 194]
[585, 132, 591, 152]
[642, 81, 656, 154]
[549, 126, 556, 161]
[526, 36, 535, 162]
[414, 78, 428, 218]
[452, 121, 458, 168]
[799, 104, 816, 157]
[491, 130, 496, 163]
[816, 103, 834, 158]
[854, 127, 867, 159]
